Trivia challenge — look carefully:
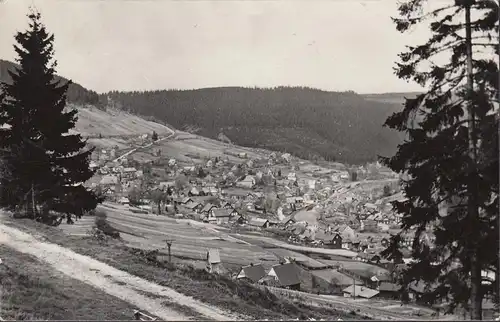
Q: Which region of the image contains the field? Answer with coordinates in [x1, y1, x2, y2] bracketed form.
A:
[67, 104, 174, 138]
[137, 131, 268, 164]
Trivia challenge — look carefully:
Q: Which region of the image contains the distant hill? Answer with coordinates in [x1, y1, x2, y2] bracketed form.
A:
[102, 87, 408, 164]
[362, 92, 422, 105]
[0, 59, 100, 106]
[0, 59, 172, 139]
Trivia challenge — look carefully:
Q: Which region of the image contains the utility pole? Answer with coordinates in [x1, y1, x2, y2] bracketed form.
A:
[165, 238, 174, 263]
[455, 0, 481, 319]
[352, 277, 356, 299]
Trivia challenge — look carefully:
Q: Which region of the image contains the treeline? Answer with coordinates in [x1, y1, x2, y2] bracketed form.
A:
[0, 59, 100, 106]
[101, 86, 405, 164]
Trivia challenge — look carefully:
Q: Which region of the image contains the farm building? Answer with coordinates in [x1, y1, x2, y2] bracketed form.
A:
[184, 201, 202, 212]
[118, 197, 130, 205]
[208, 208, 237, 224]
[280, 214, 296, 228]
[342, 285, 379, 299]
[264, 263, 301, 290]
[237, 264, 266, 283]
[179, 197, 194, 205]
[310, 269, 363, 295]
[236, 175, 256, 189]
[377, 282, 401, 299]
[248, 218, 269, 229]
[206, 249, 222, 274]
[201, 203, 217, 214]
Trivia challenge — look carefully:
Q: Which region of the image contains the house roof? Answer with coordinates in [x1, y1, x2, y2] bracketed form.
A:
[248, 217, 269, 227]
[271, 263, 301, 286]
[201, 203, 216, 213]
[212, 209, 233, 218]
[378, 282, 401, 292]
[184, 201, 201, 209]
[100, 175, 119, 185]
[280, 214, 295, 225]
[342, 285, 379, 299]
[181, 197, 192, 204]
[239, 264, 266, 283]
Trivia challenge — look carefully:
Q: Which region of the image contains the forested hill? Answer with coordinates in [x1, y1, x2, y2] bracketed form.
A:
[0, 59, 100, 105]
[102, 87, 408, 164]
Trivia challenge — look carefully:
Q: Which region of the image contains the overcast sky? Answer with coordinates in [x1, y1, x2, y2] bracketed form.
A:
[0, 0, 436, 94]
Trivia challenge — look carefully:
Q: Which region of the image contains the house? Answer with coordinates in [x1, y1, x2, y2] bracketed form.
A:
[236, 175, 256, 189]
[330, 233, 343, 249]
[280, 214, 296, 228]
[334, 224, 356, 240]
[237, 263, 266, 283]
[342, 285, 379, 299]
[100, 175, 119, 187]
[201, 203, 217, 214]
[122, 167, 137, 179]
[377, 282, 401, 300]
[208, 208, 236, 224]
[184, 201, 202, 212]
[179, 197, 194, 205]
[248, 217, 270, 229]
[188, 187, 200, 197]
[206, 249, 222, 274]
[118, 197, 130, 205]
[266, 263, 301, 290]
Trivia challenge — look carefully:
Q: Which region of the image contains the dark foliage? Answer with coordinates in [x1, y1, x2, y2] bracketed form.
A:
[381, 0, 499, 318]
[100, 87, 407, 164]
[0, 11, 100, 224]
[0, 59, 100, 107]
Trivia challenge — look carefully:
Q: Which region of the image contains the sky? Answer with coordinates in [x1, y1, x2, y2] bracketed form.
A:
[0, 0, 437, 94]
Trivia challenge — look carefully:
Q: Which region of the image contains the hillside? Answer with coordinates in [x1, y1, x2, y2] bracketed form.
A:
[0, 60, 173, 140]
[0, 59, 100, 106]
[102, 87, 407, 164]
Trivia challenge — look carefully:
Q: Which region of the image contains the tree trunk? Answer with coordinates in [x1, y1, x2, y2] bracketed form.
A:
[31, 182, 36, 219]
[464, 3, 482, 320]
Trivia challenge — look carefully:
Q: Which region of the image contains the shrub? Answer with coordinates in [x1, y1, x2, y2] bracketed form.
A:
[93, 210, 120, 239]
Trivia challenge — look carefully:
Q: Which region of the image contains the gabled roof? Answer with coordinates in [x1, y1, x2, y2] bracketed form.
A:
[239, 264, 266, 283]
[212, 208, 233, 218]
[184, 201, 201, 209]
[201, 203, 216, 213]
[248, 217, 269, 227]
[342, 285, 379, 299]
[271, 263, 301, 286]
[378, 282, 401, 292]
[280, 214, 295, 225]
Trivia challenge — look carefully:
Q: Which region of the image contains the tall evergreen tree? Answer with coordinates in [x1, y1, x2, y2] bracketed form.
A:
[0, 10, 100, 225]
[381, 0, 498, 319]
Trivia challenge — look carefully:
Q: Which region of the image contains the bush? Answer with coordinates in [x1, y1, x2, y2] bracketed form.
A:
[93, 210, 120, 239]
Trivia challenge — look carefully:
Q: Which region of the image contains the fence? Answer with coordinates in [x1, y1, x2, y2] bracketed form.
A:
[133, 309, 156, 321]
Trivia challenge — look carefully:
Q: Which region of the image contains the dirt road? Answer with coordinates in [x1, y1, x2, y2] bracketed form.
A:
[0, 223, 239, 321]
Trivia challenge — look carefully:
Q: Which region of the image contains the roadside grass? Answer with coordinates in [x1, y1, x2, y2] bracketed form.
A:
[0, 244, 150, 320]
[3, 217, 363, 320]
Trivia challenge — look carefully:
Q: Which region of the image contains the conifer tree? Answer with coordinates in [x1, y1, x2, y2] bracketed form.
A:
[381, 0, 498, 319]
[0, 10, 100, 224]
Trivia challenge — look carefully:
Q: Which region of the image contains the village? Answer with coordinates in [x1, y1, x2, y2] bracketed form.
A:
[82, 131, 445, 313]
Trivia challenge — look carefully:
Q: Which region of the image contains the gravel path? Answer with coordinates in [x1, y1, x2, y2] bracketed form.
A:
[0, 223, 239, 321]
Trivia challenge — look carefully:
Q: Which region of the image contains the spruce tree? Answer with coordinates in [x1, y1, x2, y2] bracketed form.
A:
[0, 11, 100, 224]
[381, 0, 498, 318]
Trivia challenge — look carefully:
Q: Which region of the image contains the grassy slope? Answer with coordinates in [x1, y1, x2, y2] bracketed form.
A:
[2, 216, 363, 321]
[0, 245, 152, 320]
[69, 104, 173, 138]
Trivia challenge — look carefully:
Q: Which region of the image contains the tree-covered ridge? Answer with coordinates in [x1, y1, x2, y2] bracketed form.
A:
[101, 86, 407, 164]
[0, 59, 100, 106]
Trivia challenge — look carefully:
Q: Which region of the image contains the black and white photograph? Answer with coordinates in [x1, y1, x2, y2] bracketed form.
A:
[0, 0, 498, 320]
